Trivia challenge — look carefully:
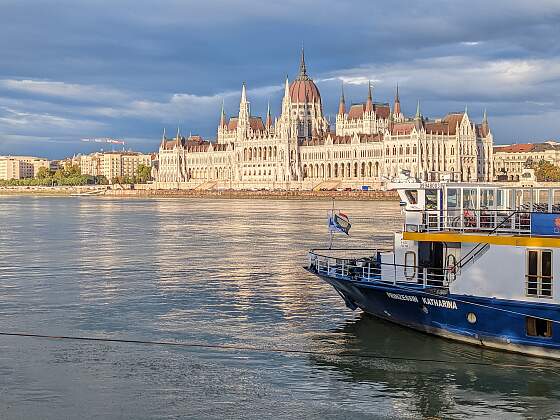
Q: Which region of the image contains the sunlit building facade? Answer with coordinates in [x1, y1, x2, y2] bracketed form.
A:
[154, 51, 494, 189]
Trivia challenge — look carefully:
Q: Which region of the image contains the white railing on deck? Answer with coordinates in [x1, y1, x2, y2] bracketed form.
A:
[308, 249, 453, 288]
[416, 209, 531, 235]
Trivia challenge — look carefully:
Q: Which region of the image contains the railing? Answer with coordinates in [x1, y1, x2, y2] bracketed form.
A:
[418, 209, 532, 235]
[308, 249, 454, 288]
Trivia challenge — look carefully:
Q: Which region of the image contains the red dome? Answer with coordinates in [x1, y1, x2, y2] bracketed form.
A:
[289, 79, 321, 103]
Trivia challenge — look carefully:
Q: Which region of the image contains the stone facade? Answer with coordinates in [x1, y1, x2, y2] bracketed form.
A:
[0, 156, 50, 180]
[69, 151, 152, 182]
[493, 141, 560, 181]
[154, 51, 494, 190]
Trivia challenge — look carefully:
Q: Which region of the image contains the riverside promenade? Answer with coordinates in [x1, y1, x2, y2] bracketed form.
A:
[0, 185, 398, 200]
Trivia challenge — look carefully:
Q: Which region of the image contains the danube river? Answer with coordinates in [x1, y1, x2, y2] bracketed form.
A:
[0, 196, 559, 419]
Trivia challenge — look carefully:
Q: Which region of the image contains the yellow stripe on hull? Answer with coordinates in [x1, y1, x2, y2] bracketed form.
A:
[402, 231, 560, 248]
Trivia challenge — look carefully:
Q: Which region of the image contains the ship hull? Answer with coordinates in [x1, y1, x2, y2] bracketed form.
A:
[318, 274, 560, 360]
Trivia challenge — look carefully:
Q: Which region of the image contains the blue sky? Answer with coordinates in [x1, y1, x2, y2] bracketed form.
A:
[0, 0, 559, 159]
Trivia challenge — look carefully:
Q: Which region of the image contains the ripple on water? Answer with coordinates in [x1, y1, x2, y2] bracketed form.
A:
[0, 196, 559, 419]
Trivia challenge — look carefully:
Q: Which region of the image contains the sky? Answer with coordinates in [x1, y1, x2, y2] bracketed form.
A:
[0, 0, 559, 159]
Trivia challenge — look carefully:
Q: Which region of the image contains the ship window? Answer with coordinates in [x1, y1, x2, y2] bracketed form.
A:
[405, 190, 417, 204]
[426, 189, 438, 210]
[526, 317, 552, 338]
[526, 250, 553, 298]
[447, 189, 458, 208]
[463, 189, 477, 209]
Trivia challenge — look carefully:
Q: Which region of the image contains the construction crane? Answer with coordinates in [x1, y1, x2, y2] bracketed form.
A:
[81, 137, 125, 146]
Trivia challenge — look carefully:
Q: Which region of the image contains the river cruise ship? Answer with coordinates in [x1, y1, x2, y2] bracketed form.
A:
[307, 181, 560, 359]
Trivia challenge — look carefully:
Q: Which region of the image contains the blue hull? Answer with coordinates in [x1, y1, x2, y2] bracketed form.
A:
[319, 274, 560, 359]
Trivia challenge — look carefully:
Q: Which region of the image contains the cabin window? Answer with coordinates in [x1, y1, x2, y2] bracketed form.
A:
[447, 189, 458, 208]
[405, 190, 418, 204]
[526, 317, 552, 338]
[426, 189, 438, 210]
[463, 189, 477, 209]
[404, 251, 416, 280]
[526, 250, 553, 298]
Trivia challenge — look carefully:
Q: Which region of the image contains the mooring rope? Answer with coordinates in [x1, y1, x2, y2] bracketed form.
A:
[0, 331, 556, 371]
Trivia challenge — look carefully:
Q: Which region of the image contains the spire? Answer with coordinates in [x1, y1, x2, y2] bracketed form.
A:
[393, 84, 401, 116]
[219, 99, 226, 127]
[297, 45, 309, 81]
[241, 82, 247, 103]
[284, 75, 290, 100]
[483, 108, 488, 124]
[160, 127, 166, 147]
[338, 82, 346, 115]
[365, 80, 373, 113]
[176, 126, 180, 139]
[266, 100, 272, 128]
[464, 104, 468, 115]
[415, 100, 421, 120]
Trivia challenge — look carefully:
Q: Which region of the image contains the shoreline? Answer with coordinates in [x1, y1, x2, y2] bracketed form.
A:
[0, 186, 399, 201]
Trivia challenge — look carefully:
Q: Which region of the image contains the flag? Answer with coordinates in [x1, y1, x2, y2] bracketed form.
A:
[328, 210, 351, 235]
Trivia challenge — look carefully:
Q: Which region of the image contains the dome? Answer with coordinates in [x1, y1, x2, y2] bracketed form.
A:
[289, 79, 321, 103]
[289, 47, 321, 104]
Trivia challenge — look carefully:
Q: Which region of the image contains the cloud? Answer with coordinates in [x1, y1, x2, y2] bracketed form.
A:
[0, 0, 560, 158]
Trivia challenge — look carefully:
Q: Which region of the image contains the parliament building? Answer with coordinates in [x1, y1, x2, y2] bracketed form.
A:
[154, 51, 494, 190]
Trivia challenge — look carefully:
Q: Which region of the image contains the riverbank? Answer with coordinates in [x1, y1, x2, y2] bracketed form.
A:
[0, 185, 398, 200]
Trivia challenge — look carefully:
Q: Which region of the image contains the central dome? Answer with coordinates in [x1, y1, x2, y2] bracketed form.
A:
[289, 49, 321, 104]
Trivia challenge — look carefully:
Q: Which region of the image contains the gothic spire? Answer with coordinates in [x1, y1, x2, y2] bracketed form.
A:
[393, 84, 401, 116]
[415, 100, 421, 119]
[297, 46, 309, 81]
[483, 108, 488, 124]
[338, 82, 346, 115]
[266, 100, 272, 128]
[365, 80, 373, 113]
[241, 82, 247, 103]
[220, 99, 226, 127]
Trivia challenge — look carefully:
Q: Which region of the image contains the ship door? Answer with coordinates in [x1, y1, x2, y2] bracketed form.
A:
[418, 241, 444, 286]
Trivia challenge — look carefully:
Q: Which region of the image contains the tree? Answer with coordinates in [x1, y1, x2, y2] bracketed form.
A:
[534, 160, 560, 182]
[36, 167, 52, 179]
[136, 164, 152, 183]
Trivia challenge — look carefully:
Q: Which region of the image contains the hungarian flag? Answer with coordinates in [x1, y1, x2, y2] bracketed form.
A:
[328, 211, 351, 235]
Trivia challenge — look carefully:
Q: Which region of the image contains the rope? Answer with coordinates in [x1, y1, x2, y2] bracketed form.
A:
[0, 331, 555, 371]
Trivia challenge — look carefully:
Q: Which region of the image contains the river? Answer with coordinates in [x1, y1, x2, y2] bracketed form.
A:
[0, 196, 558, 419]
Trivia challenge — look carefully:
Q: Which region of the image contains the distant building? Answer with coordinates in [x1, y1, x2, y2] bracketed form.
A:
[154, 50, 494, 190]
[493, 141, 560, 181]
[0, 156, 50, 180]
[69, 151, 152, 182]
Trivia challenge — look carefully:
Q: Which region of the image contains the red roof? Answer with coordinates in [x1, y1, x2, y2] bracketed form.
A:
[494, 144, 535, 153]
[289, 78, 321, 103]
[391, 122, 414, 135]
[347, 104, 365, 120]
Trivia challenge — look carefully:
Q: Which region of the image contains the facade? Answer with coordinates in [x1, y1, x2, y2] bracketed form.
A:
[154, 51, 494, 189]
[494, 142, 560, 181]
[0, 156, 50, 180]
[69, 151, 152, 182]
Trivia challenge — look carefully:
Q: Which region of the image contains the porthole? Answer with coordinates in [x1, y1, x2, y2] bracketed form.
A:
[467, 312, 477, 324]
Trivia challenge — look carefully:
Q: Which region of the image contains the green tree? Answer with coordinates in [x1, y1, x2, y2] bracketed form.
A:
[535, 160, 560, 182]
[36, 167, 52, 179]
[136, 164, 152, 183]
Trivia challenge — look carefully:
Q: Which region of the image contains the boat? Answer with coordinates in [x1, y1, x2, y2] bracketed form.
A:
[307, 178, 560, 359]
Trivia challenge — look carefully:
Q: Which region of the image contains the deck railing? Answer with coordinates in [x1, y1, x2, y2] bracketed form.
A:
[416, 209, 532, 235]
[308, 249, 454, 288]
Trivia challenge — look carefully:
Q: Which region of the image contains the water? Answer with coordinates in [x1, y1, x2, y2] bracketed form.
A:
[0, 196, 559, 419]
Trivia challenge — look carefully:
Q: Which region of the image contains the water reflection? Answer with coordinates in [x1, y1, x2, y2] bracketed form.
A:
[311, 313, 560, 418]
[1, 196, 559, 419]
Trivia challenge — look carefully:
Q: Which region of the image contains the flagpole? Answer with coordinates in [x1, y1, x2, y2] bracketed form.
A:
[329, 197, 335, 249]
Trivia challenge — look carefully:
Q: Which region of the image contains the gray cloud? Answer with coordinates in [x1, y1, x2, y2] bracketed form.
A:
[0, 0, 559, 158]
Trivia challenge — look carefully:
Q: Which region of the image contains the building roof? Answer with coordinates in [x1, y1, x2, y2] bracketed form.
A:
[494, 143, 535, 153]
